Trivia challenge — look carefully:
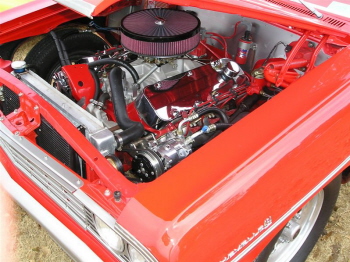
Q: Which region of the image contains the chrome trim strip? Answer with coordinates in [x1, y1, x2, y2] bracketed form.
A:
[0, 162, 103, 262]
[0, 121, 83, 191]
[86, 224, 131, 262]
[73, 190, 116, 229]
[0, 125, 89, 227]
[115, 223, 159, 262]
[0, 120, 156, 261]
[231, 155, 350, 262]
[73, 190, 158, 262]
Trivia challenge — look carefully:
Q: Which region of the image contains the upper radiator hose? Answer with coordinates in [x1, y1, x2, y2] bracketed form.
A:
[109, 67, 144, 146]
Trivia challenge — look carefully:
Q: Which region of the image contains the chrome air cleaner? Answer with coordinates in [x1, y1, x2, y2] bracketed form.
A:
[120, 9, 201, 57]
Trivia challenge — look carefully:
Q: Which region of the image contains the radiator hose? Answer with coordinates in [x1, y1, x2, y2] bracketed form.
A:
[109, 67, 144, 146]
[88, 58, 139, 83]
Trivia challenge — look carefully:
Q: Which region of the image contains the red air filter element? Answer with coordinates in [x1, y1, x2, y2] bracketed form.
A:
[121, 9, 201, 57]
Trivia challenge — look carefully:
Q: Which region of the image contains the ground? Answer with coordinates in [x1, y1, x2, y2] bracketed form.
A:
[306, 182, 350, 262]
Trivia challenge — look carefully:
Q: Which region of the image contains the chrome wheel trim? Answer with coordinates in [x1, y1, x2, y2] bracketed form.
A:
[267, 190, 324, 262]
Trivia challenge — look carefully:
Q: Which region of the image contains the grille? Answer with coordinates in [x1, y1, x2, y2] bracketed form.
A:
[0, 132, 132, 262]
[35, 117, 76, 170]
[1, 85, 84, 176]
[35, 117, 85, 177]
[1, 85, 20, 115]
[0, 137, 96, 231]
[120, 9, 201, 57]
[323, 17, 346, 28]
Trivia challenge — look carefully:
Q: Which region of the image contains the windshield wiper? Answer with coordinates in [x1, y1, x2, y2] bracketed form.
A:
[297, 0, 323, 19]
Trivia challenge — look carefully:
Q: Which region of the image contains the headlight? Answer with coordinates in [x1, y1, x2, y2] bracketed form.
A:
[94, 216, 125, 253]
[128, 245, 148, 262]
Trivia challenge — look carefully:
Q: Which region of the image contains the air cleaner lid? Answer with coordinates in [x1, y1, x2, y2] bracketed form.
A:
[120, 9, 201, 43]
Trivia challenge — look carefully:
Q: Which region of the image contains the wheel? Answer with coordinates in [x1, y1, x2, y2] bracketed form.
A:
[256, 175, 341, 262]
[24, 29, 108, 82]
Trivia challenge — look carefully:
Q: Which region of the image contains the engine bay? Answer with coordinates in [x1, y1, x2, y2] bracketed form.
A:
[15, 6, 336, 183]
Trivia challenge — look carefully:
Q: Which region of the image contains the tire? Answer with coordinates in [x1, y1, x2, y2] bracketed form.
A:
[256, 175, 341, 262]
[24, 29, 108, 82]
[0, 39, 25, 60]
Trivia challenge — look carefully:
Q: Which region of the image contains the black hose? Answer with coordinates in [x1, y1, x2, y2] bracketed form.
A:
[228, 107, 244, 122]
[98, 92, 110, 104]
[229, 94, 260, 122]
[192, 123, 232, 148]
[50, 31, 70, 66]
[189, 108, 229, 148]
[88, 58, 139, 83]
[89, 69, 101, 101]
[214, 123, 232, 130]
[197, 107, 229, 123]
[192, 134, 211, 148]
[59, 38, 70, 64]
[109, 67, 144, 145]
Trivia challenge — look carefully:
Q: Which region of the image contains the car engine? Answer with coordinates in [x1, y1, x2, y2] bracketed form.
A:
[29, 8, 328, 182]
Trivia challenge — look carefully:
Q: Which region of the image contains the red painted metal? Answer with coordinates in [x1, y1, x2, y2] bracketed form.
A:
[275, 31, 310, 87]
[0, 67, 139, 203]
[0, 0, 83, 44]
[2, 93, 41, 136]
[0, 60, 12, 72]
[155, 0, 350, 38]
[0, 149, 118, 262]
[1, 0, 350, 261]
[306, 35, 329, 72]
[7, 38, 344, 262]
[264, 59, 309, 88]
[118, 45, 350, 261]
[62, 64, 95, 108]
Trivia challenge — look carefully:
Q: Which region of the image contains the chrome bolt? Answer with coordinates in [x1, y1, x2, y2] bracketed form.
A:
[104, 189, 111, 196]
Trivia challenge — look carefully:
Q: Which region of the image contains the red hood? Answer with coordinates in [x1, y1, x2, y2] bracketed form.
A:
[53, 0, 350, 38]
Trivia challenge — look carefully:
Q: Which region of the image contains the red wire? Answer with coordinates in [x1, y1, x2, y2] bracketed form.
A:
[209, 36, 229, 58]
[206, 21, 242, 58]
[223, 21, 241, 39]
[208, 33, 229, 57]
